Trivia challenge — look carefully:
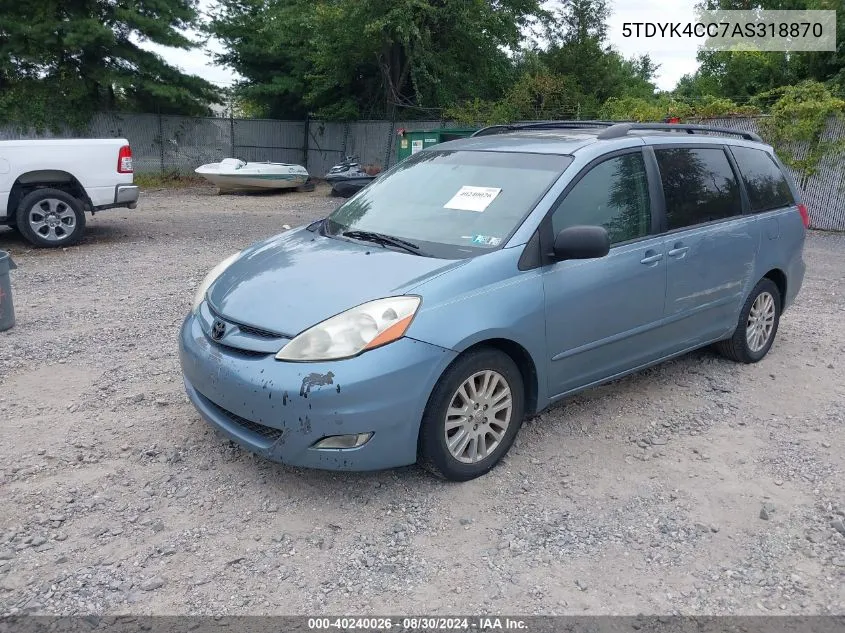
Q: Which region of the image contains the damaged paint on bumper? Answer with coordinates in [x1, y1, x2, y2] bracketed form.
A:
[178, 313, 457, 471]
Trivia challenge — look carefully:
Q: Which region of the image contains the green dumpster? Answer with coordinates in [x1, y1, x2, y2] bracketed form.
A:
[397, 127, 478, 162]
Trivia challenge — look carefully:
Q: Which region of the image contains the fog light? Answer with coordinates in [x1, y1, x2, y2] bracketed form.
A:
[313, 433, 373, 450]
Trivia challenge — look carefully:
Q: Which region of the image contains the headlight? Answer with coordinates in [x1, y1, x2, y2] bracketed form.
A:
[191, 253, 240, 313]
[276, 296, 421, 361]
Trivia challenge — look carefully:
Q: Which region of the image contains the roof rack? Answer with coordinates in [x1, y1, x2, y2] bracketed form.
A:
[596, 122, 762, 143]
[471, 121, 620, 137]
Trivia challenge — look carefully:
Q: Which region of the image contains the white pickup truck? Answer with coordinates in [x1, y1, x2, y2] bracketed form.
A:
[0, 138, 139, 247]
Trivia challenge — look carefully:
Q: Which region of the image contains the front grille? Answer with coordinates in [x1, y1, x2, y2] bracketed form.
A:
[206, 399, 284, 441]
[207, 304, 284, 339]
[238, 324, 279, 339]
[217, 343, 269, 358]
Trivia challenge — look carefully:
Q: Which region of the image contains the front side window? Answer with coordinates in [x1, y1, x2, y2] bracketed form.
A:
[654, 147, 742, 230]
[551, 152, 651, 244]
[325, 150, 571, 258]
[731, 146, 795, 212]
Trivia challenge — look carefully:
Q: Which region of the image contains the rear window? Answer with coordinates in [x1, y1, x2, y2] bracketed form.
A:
[731, 146, 795, 212]
[654, 147, 742, 231]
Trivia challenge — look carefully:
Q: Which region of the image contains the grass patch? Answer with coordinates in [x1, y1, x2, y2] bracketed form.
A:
[133, 172, 208, 189]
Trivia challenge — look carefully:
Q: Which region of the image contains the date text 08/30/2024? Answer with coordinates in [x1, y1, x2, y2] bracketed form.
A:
[307, 617, 528, 631]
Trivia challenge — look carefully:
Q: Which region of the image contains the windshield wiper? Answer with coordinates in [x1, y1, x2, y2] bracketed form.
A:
[341, 230, 424, 256]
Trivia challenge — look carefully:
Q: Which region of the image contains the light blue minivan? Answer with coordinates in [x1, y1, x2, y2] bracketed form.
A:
[179, 122, 807, 481]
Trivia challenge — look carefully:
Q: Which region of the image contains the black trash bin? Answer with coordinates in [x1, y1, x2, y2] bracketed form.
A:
[0, 250, 17, 331]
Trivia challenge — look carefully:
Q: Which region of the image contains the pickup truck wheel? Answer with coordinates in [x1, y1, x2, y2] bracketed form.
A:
[16, 188, 86, 248]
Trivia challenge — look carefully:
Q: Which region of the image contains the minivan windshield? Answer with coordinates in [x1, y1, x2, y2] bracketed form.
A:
[324, 150, 571, 258]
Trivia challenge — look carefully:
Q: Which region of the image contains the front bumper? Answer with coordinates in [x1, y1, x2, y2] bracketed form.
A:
[178, 313, 457, 471]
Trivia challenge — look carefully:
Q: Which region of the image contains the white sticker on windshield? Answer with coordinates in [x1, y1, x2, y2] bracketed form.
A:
[471, 235, 502, 246]
[444, 186, 502, 212]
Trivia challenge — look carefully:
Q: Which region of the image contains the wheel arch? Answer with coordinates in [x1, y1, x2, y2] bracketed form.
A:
[762, 268, 787, 308]
[455, 337, 541, 416]
[9, 170, 92, 214]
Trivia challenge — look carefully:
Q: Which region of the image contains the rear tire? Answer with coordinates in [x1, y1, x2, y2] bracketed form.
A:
[418, 348, 525, 481]
[715, 278, 781, 363]
[16, 188, 86, 248]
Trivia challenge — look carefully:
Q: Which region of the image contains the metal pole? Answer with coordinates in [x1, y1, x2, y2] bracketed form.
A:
[384, 105, 397, 169]
[341, 122, 350, 158]
[158, 108, 164, 174]
[230, 108, 235, 157]
[302, 114, 310, 169]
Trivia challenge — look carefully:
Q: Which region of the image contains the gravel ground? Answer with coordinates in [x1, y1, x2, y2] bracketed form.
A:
[0, 185, 843, 616]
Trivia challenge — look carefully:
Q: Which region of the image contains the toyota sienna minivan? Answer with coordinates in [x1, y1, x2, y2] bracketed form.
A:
[179, 121, 807, 481]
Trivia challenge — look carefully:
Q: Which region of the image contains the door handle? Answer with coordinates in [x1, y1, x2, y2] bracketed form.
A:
[668, 245, 689, 258]
[640, 252, 663, 265]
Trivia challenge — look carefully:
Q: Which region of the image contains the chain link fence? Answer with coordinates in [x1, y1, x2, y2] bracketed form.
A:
[1, 113, 844, 230]
[0, 112, 461, 179]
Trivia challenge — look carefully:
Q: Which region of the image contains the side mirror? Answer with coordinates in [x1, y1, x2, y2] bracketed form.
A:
[553, 225, 610, 261]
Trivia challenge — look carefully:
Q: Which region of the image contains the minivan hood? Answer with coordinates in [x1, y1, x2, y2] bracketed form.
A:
[207, 226, 467, 336]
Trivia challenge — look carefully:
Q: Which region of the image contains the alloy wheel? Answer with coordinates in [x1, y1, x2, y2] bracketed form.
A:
[444, 370, 513, 464]
[746, 291, 776, 352]
[28, 198, 77, 242]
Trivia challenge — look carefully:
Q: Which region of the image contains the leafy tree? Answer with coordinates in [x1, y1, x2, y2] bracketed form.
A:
[541, 0, 658, 106]
[210, 0, 546, 120]
[598, 93, 764, 121]
[788, 0, 845, 91]
[757, 80, 845, 181]
[446, 0, 659, 123]
[0, 0, 220, 128]
[681, 49, 796, 100]
[207, 0, 312, 119]
[675, 0, 844, 99]
[307, 0, 545, 119]
[446, 67, 591, 124]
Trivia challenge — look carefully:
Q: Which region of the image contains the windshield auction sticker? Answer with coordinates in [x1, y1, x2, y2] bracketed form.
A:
[445, 186, 502, 212]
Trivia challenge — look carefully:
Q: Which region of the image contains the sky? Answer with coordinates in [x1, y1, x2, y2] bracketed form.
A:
[139, 0, 702, 94]
[607, 0, 701, 89]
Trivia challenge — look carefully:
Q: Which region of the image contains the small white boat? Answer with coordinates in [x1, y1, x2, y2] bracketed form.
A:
[195, 158, 309, 192]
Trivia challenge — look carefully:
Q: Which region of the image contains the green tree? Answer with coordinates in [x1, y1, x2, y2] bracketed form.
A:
[675, 0, 844, 98]
[0, 0, 220, 128]
[687, 50, 795, 100]
[207, 0, 312, 119]
[306, 0, 544, 119]
[210, 0, 546, 120]
[788, 0, 845, 91]
[447, 0, 659, 123]
[757, 80, 845, 180]
[541, 0, 658, 108]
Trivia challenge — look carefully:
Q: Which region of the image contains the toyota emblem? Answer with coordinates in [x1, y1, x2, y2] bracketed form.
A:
[211, 319, 226, 341]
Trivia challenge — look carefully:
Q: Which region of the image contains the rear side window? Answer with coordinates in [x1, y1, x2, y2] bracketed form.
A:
[731, 146, 795, 212]
[654, 147, 742, 230]
[551, 152, 651, 244]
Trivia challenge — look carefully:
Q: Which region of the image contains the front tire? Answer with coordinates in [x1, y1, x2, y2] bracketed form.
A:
[418, 348, 525, 481]
[16, 188, 86, 248]
[716, 278, 781, 363]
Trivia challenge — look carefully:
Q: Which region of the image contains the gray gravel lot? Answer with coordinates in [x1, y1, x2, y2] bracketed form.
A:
[0, 185, 843, 616]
